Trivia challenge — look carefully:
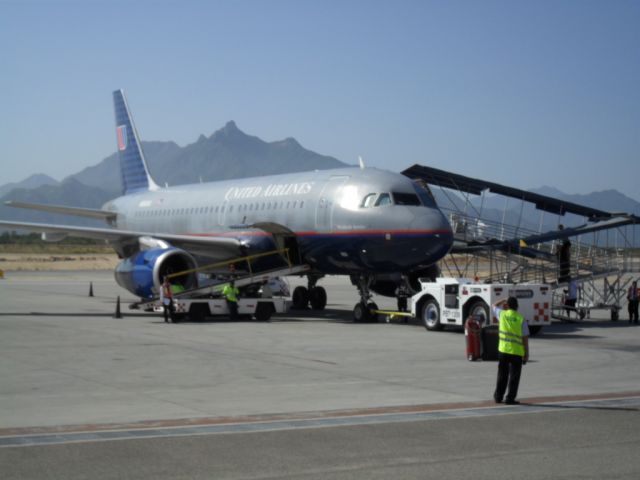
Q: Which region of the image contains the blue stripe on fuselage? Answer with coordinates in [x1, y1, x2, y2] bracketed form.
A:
[233, 229, 453, 274]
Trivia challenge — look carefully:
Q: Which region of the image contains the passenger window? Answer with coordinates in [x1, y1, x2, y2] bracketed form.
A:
[361, 193, 377, 208]
[375, 193, 392, 207]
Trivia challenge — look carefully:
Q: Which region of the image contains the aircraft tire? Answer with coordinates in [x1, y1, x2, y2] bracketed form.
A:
[467, 300, 489, 327]
[292, 286, 309, 309]
[309, 286, 327, 310]
[528, 325, 542, 336]
[353, 302, 369, 323]
[255, 302, 274, 321]
[188, 303, 210, 322]
[422, 298, 442, 331]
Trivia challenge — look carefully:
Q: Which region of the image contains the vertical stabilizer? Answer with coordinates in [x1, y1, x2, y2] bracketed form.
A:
[113, 90, 159, 194]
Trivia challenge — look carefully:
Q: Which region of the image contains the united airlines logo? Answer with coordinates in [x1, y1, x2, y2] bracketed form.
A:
[116, 125, 127, 151]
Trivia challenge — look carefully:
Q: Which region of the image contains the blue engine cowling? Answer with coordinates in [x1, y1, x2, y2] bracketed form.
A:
[115, 247, 198, 299]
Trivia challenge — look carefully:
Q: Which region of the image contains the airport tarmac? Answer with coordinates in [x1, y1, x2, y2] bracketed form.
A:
[1, 271, 640, 478]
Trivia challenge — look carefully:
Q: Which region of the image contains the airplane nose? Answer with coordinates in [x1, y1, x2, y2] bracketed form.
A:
[408, 207, 454, 258]
[411, 207, 453, 238]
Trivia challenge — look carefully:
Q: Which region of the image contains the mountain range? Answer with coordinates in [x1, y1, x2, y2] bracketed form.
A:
[0, 121, 347, 227]
[1, 121, 638, 246]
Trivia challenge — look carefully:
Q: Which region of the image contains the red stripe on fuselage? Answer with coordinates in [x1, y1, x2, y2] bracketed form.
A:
[182, 229, 452, 238]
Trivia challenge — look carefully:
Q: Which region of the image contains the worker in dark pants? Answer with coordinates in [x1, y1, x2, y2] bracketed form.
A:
[395, 276, 411, 313]
[557, 238, 571, 284]
[492, 297, 530, 405]
[160, 277, 175, 323]
[628, 281, 639, 324]
[222, 279, 240, 320]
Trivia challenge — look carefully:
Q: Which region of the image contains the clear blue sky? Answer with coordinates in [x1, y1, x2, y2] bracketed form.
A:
[1, 0, 639, 199]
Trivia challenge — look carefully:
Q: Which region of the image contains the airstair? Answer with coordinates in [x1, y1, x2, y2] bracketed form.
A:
[431, 182, 640, 322]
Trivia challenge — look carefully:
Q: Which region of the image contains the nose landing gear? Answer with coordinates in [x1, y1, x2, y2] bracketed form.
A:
[351, 274, 378, 323]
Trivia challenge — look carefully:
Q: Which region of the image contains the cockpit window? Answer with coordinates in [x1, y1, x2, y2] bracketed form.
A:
[375, 193, 392, 206]
[392, 192, 421, 206]
[361, 193, 377, 208]
[413, 182, 437, 208]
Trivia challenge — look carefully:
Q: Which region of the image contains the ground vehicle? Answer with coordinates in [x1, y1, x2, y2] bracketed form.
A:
[141, 275, 294, 322]
[410, 278, 551, 334]
[137, 263, 305, 322]
[146, 295, 290, 322]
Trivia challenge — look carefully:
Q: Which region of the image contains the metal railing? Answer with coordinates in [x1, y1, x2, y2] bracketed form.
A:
[166, 247, 294, 282]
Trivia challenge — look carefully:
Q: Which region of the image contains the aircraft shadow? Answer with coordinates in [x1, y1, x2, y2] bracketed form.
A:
[537, 320, 638, 340]
[0, 312, 152, 318]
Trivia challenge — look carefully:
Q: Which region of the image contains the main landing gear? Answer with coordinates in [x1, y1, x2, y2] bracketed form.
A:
[292, 275, 327, 310]
[351, 274, 378, 323]
[291, 273, 380, 322]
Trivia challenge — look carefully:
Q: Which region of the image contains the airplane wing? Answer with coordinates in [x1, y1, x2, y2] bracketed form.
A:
[4, 201, 117, 221]
[0, 220, 243, 259]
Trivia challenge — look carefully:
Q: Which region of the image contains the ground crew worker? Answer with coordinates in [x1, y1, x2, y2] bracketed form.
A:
[260, 280, 273, 298]
[564, 277, 578, 319]
[557, 238, 571, 284]
[628, 280, 639, 324]
[160, 277, 174, 323]
[395, 276, 411, 313]
[492, 296, 530, 405]
[222, 279, 240, 320]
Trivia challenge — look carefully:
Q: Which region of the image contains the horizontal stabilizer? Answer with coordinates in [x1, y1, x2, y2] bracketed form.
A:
[5, 201, 117, 221]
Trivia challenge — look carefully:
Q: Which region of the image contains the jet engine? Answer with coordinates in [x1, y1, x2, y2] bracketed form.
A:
[115, 247, 198, 299]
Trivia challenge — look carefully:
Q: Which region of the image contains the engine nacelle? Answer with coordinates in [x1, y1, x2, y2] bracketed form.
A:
[115, 247, 198, 299]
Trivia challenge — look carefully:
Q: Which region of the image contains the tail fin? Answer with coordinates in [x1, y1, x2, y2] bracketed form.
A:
[113, 89, 159, 194]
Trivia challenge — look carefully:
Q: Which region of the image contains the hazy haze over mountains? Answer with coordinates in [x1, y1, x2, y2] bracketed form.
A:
[67, 121, 347, 197]
[0, 174, 59, 198]
[0, 122, 347, 226]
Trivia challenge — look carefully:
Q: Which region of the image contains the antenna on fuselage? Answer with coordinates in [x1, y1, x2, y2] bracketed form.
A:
[358, 156, 365, 169]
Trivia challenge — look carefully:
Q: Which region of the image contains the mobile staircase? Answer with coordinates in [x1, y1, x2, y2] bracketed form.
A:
[438, 198, 640, 323]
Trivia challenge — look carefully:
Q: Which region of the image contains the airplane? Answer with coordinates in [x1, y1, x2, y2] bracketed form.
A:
[0, 90, 455, 321]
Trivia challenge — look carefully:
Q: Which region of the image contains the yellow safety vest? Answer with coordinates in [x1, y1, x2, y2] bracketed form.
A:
[222, 284, 239, 302]
[498, 309, 525, 357]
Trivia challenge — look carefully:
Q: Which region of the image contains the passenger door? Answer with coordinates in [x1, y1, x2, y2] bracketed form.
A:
[315, 176, 348, 231]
